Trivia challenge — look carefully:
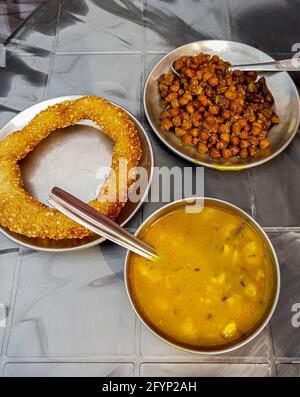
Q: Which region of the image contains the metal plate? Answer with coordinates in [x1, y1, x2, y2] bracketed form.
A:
[125, 197, 280, 355]
[0, 96, 153, 252]
[144, 40, 300, 170]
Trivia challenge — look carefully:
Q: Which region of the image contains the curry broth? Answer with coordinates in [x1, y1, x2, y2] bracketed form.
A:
[128, 204, 277, 349]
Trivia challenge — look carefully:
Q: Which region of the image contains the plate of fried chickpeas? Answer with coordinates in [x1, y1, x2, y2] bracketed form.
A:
[144, 40, 300, 170]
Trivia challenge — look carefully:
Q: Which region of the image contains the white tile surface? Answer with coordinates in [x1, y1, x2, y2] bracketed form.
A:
[3, 362, 134, 377]
[7, 245, 136, 357]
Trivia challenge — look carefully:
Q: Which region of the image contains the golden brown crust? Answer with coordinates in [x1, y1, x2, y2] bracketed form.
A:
[0, 96, 142, 239]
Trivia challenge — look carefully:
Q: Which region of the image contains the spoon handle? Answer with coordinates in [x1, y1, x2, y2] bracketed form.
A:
[230, 58, 300, 72]
[48, 187, 157, 261]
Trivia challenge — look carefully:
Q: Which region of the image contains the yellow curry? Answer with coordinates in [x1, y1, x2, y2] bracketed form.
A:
[128, 204, 276, 349]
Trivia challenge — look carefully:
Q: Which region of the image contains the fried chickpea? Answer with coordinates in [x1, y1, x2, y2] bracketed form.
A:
[231, 136, 239, 146]
[198, 95, 208, 106]
[159, 83, 168, 97]
[216, 141, 227, 150]
[221, 110, 231, 119]
[222, 148, 231, 159]
[175, 127, 186, 137]
[174, 59, 184, 71]
[244, 106, 256, 122]
[161, 118, 173, 131]
[160, 110, 170, 119]
[249, 136, 259, 146]
[220, 132, 230, 143]
[166, 92, 178, 102]
[196, 70, 203, 80]
[271, 114, 280, 124]
[206, 115, 216, 125]
[248, 146, 257, 156]
[209, 123, 219, 134]
[262, 108, 272, 119]
[203, 71, 213, 81]
[205, 86, 214, 97]
[190, 128, 199, 137]
[218, 124, 227, 134]
[179, 93, 192, 106]
[230, 146, 240, 156]
[171, 99, 180, 108]
[197, 142, 208, 154]
[240, 148, 248, 159]
[265, 93, 274, 103]
[208, 105, 219, 115]
[208, 76, 219, 87]
[251, 126, 261, 136]
[192, 99, 200, 110]
[170, 81, 180, 92]
[172, 116, 182, 127]
[186, 104, 195, 113]
[182, 112, 190, 120]
[184, 68, 195, 78]
[225, 75, 233, 85]
[160, 99, 168, 109]
[240, 140, 250, 149]
[200, 131, 209, 141]
[232, 122, 241, 134]
[209, 134, 218, 145]
[169, 108, 180, 117]
[239, 130, 249, 139]
[182, 134, 192, 145]
[259, 139, 270, 150]
[210, 147, 221, 158]
[164, 73, 175, 86]
[239, 118, 248, 128]
[182, 119, 192, 130]
[211, 55, 220, 63]
[224, 90, 236, 100]
[192, 111, 202, 122]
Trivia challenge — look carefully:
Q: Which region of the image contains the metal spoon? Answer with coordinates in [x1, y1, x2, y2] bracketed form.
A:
[48, 186, 158, 261]
[171, 57, 300, 77]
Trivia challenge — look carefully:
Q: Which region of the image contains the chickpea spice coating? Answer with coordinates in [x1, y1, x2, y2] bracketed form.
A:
[159, 53, 280, 160]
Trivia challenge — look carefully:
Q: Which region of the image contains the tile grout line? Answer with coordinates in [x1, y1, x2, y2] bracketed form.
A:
[141, 0, 147, 226]
[55, 50, 144, 55]
[134, 321, 141, 377]
[43, 0, 63, 100]
[0, 248, 23, 376]
[263, 227, 300, 232]
[267, 323, 278, 376]
[5, 50, 300, 57]
[265, 323, 277, 377]
[225, 0, 232, 41]
[137, 0, 147, 375]
[247, 168, 257, 220]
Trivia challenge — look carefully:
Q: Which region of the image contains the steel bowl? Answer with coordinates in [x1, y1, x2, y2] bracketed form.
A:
[0, 96, 154, 252]
[144, 40, 300, 170]
[125, 198, 280, 354]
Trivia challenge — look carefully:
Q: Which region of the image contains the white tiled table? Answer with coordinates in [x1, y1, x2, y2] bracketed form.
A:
[0, 0, 300, 377]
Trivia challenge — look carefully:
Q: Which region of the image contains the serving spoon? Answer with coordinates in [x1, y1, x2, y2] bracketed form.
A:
[171, 57, 300, 77]
[48, 186, 158, 261]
